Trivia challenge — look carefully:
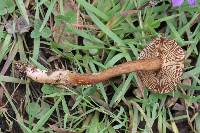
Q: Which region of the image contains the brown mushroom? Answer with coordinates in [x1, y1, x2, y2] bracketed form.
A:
[137, 37, 185, 93]
[14, 37, 185, 93]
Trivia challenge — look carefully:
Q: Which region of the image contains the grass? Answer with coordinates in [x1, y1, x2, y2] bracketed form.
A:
[0, 0, 200, 132]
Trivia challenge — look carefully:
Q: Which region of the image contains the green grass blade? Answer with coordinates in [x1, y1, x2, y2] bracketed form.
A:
[39, 0, 57, 32]
[89, 61, 108, 103]
[105, 53, 128, 68]
[0, 82, 31, 132]
[32, 97, 62, 132]
[86, 11, 131, 61]
[15, 0, 30, 24]
[76, 0, 109, 21]
[0, 34, 12, 63]
[32, 1, 40, 60]
[110, 73, 134, 107]
[167, 21, 184, 45]
[0, 75, 25, 83]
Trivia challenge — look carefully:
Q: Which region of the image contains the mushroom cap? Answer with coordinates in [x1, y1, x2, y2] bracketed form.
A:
[137, 37, 185, 93]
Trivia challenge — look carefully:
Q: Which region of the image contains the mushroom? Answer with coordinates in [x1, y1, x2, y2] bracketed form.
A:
[14, 37, 185, 93]
[137, 37, 185, 93]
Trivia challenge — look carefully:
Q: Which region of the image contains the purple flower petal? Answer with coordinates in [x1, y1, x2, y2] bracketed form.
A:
[187, 0, 197, 6]
[172, 0, 184, 7]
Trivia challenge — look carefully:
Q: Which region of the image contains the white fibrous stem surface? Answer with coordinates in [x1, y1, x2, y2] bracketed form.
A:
[25, 67, 71, 85]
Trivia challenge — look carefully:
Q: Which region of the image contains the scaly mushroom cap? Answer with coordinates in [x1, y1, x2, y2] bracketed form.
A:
[137, 37, 185, 93]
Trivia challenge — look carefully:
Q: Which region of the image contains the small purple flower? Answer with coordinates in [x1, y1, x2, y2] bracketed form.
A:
[172, 0, 184, 6]
[172, 0, 197, 7]
[187, 0, 196, 6]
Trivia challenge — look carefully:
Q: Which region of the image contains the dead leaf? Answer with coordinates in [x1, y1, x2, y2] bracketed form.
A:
[172, 103, 186, 111]
[5, 17, 31, 34]
[166, 97, 178, 108]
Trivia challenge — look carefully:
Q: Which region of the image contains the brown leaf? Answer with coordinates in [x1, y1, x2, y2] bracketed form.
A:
[172, 103, 186, 111]
[166, 97, 178, 108]
[0, 86, 4, 106]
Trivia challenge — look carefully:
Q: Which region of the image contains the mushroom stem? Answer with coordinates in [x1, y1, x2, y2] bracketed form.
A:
[14, 58, 161, 86]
